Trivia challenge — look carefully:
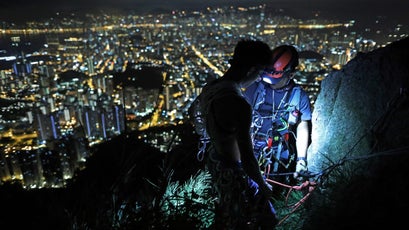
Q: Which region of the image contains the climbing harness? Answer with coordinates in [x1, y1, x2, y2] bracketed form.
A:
[249, 81, 301, 177]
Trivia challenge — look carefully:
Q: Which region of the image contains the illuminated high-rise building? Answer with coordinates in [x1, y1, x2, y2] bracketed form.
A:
[34, 112, 59, 141]
[12, 56, 32, 77]
[0, 148, 12, 182]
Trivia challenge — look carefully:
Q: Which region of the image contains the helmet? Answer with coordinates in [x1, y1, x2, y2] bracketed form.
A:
[262, 45, 299, 86]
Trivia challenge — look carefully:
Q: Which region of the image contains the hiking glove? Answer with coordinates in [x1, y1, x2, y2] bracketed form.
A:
[294, 159, 307, 178]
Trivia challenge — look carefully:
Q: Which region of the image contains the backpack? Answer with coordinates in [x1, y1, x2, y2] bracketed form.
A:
[188, 80, 243, 161]
[188, 94, 210, 161]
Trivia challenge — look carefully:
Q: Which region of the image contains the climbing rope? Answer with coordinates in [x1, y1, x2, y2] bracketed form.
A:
[266, 175, 317, 226]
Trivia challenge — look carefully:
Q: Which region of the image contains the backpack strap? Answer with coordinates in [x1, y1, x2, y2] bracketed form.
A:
[252, 81, 267, 111]
[287, 86, 300, 110]
[286, 86, 301, 125]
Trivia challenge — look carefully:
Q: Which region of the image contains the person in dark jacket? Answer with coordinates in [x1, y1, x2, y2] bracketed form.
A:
[199, 39, 277, 229]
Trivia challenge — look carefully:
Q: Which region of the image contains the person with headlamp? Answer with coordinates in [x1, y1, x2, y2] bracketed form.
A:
[244, 45, 312, 184]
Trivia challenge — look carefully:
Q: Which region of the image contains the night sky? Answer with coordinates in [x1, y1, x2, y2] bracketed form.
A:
[0, 0, 408, 24]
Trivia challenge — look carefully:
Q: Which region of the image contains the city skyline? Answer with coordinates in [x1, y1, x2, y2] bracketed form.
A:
[0, 2, 407, 229]
[0, 3, 405, 188]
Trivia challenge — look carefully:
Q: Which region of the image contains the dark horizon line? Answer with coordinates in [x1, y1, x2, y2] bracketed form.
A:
[0, 1, 407, 25]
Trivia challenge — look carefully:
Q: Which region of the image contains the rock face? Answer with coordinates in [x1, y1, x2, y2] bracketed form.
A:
[308, 37, 409, 174]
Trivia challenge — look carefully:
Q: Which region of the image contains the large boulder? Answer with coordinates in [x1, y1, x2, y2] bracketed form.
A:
[302, 37, 409, 229]
[308, 37, 409, 173]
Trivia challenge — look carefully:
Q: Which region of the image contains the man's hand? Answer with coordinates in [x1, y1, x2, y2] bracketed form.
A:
[293, 159, 308, 178]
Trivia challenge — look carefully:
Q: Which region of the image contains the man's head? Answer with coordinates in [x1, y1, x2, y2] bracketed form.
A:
[229, 39, 272, 85]
[261, 45, 299, 89]
[230, 39, 272, 69]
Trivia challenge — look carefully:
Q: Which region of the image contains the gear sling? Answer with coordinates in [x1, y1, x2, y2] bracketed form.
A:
[248, 81, 301, 177]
